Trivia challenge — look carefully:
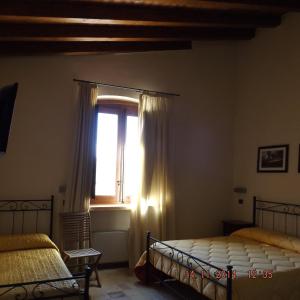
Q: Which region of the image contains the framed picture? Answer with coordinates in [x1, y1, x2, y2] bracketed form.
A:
[298, 145, 300, 173]
[257, 144, 289, 173]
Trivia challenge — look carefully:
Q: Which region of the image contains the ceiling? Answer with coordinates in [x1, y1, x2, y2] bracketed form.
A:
[0, 0, 299, 55]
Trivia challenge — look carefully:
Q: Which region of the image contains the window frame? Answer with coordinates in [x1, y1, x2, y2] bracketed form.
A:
[91, 99, 138, 205]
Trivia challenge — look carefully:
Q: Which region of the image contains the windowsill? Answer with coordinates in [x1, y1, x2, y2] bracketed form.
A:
[90, 203, 131, 212]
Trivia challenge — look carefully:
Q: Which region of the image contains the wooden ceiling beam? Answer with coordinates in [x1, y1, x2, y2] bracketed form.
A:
[0, 1, 298, 55]
[203, 0, 300, 8]
[75, 0, 300, 12]
[3, 1, 296, 14]
[0, 24, 255, 40]
[0, 41, 192, 55]
[0, 2, 282, 28]
[0, 15, 281, 29]
[95, 0, 300, 12]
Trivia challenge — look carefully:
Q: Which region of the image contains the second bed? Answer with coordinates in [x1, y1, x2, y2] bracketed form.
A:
[136, 198, 300, 300]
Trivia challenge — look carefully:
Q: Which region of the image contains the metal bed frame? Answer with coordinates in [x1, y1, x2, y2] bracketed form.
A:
[146, 196, 300, 300]
[0, 196, 92, 300]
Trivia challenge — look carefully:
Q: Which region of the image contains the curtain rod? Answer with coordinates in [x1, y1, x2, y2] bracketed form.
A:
[73, 78, 180, 97]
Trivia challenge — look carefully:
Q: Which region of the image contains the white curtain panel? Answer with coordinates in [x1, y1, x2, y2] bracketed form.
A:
[65, 83, 98, 213]
[129, 93, 175, 268]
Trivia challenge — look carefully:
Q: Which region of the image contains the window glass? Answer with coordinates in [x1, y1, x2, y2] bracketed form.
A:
[123, 115, 139, 202]
[93, 100, 138, 205]
[95, 112, 118, 196]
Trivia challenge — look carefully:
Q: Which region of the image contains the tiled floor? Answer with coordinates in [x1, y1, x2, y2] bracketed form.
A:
[89, 268, 178, 300]
[89, 268, 204, 300]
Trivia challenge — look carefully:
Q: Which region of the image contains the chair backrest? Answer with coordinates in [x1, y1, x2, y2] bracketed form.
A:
[60, 212, 91, 251]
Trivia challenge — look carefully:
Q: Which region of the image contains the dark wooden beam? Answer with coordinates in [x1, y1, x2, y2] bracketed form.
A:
[85, 0, 300, 11]
[0, 1, 282, 28]
[210, 0, 300, 8]
[0, 15, 281, 29]
[0, 24, 255, 40]
[0, 41, 192, 55]
[12, 0, 298, 14]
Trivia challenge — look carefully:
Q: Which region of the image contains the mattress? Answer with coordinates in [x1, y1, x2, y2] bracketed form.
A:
[142, 228, 300, 300]
[0, 234, 79, 300]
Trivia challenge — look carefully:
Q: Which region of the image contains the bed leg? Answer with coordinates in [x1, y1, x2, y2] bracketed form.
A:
[146, 231, 151, 285]
[226, 265, 233, 300]
[84, 266, 92, 300]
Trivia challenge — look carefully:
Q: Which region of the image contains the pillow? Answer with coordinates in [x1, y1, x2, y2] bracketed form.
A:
[0, 233, 58, 252]
[232, 227, 300, 253]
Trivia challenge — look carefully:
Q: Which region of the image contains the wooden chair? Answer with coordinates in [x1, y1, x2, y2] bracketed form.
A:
[60, 212, 102, 287]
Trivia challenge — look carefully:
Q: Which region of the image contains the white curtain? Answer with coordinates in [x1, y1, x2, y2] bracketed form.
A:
[65, 83, 98, 213]
[129, 93, 175, 268]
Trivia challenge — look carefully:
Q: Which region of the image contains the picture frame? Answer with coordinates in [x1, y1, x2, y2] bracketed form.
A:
[257, 144, 289, 173]
[298, 145, 300, 173]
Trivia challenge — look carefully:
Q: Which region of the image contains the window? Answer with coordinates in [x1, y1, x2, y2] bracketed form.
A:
[91, 99, 139, 205]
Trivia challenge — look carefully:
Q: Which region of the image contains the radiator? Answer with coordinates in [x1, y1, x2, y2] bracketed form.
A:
[92, 230, 128, 263]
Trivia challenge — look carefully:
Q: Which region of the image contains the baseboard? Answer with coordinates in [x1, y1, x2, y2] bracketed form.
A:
[99, 261, 129, 269]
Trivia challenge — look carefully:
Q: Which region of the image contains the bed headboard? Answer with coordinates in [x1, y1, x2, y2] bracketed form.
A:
[0, 196, 54, 238]
[253, 196, 300, 237]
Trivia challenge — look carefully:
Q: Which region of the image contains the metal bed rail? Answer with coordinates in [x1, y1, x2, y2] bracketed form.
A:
[253, 197, 300, 236]
[146, 232, 233, 300]
[0, 197, 54, 238]
[0, 266, 92, 300]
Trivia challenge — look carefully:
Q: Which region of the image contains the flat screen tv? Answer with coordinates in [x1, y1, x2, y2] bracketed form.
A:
[0, 83, 18, 154]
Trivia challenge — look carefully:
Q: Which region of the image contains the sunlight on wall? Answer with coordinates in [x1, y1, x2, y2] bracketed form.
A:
[134, 197, 159, 216]
[98, 95, 138, 103]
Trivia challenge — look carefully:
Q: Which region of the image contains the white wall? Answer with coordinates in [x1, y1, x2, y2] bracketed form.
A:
[174, 43, 236, 238]
[231, 13, 300, 221]
[0, 43, 236, 242]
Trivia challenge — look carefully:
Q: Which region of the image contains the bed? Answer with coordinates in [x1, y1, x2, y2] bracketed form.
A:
[0, 197, 91, 300]
[136, 197, 300, 300]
